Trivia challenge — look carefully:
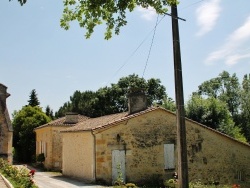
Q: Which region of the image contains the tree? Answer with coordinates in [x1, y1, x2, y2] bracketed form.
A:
[186, 94, 246, 142]
[13, 0, 177, 39]
[55, 74, 167, 118]
[160, 96, 176, 112]
[197, 71, 241, 118]
[238, 74, 250, 141]
[60, 0, 178, 39]
[45, 105, 54, 120]
[12, 106, 50, 162]
[28, 89, 40, 107]
[10, 0, 26, 6]
[55, 101, 73, 118]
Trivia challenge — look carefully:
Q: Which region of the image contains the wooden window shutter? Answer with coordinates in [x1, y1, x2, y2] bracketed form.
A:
[164, 144, 175, 169]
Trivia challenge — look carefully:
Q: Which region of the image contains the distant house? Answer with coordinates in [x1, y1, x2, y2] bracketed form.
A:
[34, 113, 89, 170]
[0, 84, 13, 163]
[61, 91, 250, 185]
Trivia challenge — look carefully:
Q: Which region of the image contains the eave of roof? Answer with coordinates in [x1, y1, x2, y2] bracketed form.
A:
[61, 107, 250, 148]
[61, 107, 166, 133]
[34, 115, 89, 130]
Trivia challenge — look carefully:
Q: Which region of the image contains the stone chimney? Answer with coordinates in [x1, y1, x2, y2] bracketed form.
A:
[65, 112, 78, 124]
[127, 88, 147, 114]
[0, 83, 13, 163]
[0, 84, 10, 108]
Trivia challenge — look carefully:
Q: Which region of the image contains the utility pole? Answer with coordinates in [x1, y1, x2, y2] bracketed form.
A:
[171, 4, 189, 188]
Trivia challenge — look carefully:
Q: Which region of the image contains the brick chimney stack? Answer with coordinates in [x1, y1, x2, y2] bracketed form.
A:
[65, 112, 79, 124]
[127, 88, 147, 114]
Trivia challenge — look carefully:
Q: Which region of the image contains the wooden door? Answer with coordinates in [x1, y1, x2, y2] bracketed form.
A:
[112, 150, 126, 184]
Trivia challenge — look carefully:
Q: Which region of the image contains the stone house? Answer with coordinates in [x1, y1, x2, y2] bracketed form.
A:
[0, 83, 13, 164]
[34, 113, 89, 170]
[61, 91, 250, 186]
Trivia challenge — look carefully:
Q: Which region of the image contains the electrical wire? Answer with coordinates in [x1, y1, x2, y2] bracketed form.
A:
[106, 14, 166, 85]
[105, 0, 206, 86]
[179, 0, 205, 10]
[142, 14, 159, 78]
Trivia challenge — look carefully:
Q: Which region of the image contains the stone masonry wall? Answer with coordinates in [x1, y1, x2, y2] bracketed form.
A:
[94, 109, 250, 186]
[94, 110, 177, 184]
[52, 127, 64, 170]
[186, 120, 250, 185]
[0, 83, 13, 163]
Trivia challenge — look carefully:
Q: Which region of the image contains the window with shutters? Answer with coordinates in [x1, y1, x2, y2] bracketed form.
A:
[164, 144, 175, 169]
[38, 141, 47, 157]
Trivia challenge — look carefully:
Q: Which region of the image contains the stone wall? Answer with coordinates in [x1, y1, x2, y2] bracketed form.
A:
[0, 83, 13, 163]
[186, 119, 250, 185]
[94, 109, 250, 186]
[94, 110, 177, 184]
[52, 127, 64, 170]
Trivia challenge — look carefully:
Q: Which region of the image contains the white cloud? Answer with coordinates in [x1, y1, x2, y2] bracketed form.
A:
[205, 16, 250, 66]
[225, 53, 250, 66]
[196, 0, 221, 36]
[137, 6, 157, 21]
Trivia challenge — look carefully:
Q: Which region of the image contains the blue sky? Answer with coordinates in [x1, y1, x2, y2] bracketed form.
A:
[1, 0, 250, 116]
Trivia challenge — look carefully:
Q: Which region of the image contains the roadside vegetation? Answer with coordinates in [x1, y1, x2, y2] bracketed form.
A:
[0, 158, 38, 188]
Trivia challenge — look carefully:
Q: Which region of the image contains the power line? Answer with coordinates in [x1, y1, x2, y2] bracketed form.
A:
[105, 0, 205, 86]
[106, 15, 166, 85]
[179, 0, 205, 10]
[142, 15, 159, 78]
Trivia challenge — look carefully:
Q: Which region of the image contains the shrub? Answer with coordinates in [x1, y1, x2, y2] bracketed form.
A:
[36, 153, 45, 164]
[0, 158, 38, 188]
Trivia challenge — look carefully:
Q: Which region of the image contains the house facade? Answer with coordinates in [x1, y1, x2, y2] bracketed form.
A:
[0, 83, 13, 164]
[34, 113, 89, 170]
[61, 92, 250, 186]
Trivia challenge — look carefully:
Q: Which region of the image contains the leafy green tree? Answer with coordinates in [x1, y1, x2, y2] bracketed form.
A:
[14, 0, 177, 39]
[197, 71, 241, 118]
[12, 106, 50, 162]
[28, 89, 40, 107]
[60, 0, 178, 39]
[160, 96, 176, 112]
[186, 94, 246, 142]
[238, 74, 250, 141]
[55, 74, 167, 118]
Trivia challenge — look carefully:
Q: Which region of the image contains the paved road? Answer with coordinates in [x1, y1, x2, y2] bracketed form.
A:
[16, 165, 110, 188]
[33, 171, 108, 188]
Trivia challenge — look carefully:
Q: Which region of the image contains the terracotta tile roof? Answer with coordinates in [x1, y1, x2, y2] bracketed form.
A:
[61, 107, 163, 132]
[60, 107, 250, 148]
[34, 115, 89, 130]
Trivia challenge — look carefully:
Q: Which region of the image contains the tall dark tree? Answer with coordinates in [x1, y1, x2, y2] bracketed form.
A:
[55, 101, 72, 118]
[45, 105, 54, 120]
[28, 89, 40, 107]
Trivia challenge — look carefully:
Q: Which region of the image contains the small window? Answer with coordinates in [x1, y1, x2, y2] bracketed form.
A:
[237, 171, 245, 181]
[164, 144, 175, 169]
